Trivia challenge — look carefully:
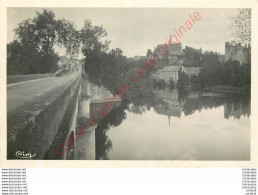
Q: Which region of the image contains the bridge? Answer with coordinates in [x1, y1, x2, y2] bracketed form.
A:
[7, 64, 119, 160]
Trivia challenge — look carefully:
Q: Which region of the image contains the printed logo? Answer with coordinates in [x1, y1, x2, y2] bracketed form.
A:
[15, 151, 36, 159]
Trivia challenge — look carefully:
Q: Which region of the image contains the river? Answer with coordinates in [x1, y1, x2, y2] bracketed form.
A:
[87, 78, 250, 160]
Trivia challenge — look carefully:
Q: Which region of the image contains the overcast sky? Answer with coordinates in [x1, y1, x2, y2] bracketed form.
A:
[7, 8, 238, 58]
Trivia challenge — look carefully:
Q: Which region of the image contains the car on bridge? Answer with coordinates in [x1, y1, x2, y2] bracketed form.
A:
[55, 69, 62, 77]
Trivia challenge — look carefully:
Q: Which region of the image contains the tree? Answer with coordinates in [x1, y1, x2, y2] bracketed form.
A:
[95, 102, 128, 160]
[192, 59, 250, 88]
[80, 19, 110, 58]
[230, 9, 251, 45]
[7, 40, 23, 75]
[109, 48, 127, 73]
[80, 20, 129, 91]
[8, 9, 80, 75]
[85, 47, 127, 91]
[183, 46, 201, 60]
[80, 19, 112, 85]
[15, 9, 79, 57]
[7, 40, 59, 75]
[169, 79, 175, 89]
[177, 71, 190, 90]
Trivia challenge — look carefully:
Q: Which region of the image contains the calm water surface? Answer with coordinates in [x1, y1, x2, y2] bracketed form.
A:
[91, 81, 250, 160]
[106, 106, 250, 160]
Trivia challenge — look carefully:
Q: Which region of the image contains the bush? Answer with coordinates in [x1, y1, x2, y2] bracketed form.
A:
[177, 71, 190, 90]
[169, 79, 175, 89]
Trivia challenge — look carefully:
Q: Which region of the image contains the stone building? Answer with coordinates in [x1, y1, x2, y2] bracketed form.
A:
[184, 67, 202, 77]
[225, 42, 251, 65]
[153, 42, 183, 65]
[132, 56, 145, 61]
[151, 66, 186, 85]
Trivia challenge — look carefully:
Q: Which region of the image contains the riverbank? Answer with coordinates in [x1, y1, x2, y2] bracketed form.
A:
[202, 85, 250, 94]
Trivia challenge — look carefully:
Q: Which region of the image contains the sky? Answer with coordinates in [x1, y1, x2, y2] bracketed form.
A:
[7, 8, 238, 58]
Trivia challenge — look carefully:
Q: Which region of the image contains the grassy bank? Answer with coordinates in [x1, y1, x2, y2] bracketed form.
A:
[203, 85, 251, 93]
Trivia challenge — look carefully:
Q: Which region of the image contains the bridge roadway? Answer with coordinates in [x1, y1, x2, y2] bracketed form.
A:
[7, 70, 80, 112]
[7, 66, 122, 160]
[7, 67, 82, 159]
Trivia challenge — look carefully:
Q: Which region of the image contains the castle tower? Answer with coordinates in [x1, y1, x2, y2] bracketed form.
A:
[236, 43, 242, 64]
[225, 42, 231, 62]
[225, 41, 251, 65]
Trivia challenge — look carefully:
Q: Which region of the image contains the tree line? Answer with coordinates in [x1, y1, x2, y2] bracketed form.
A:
[7, 9, 110, 75]
[191, 58, 251, 89]
[8, 9, 251, 91]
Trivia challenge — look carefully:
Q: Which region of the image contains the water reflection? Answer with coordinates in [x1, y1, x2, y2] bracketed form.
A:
[95, 100, 129, 160]
[94, 83, 250, 160]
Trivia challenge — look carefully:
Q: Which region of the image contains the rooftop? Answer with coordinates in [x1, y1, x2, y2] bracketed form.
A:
[154, 43, 183, 54]
[155, 66, 183, 73]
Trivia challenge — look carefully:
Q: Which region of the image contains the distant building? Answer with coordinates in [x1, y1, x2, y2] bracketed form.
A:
[58, 56, 78, 71]
[153, 42, 183, 65]
[225, 42, 251, 65]
[132, 56, 145, 61]
[184, 67, 202, 77]
[151, 66, 186, 84]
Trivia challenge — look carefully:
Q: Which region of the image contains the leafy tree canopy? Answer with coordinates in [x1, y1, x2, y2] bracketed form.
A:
[14, 9, 80, 58]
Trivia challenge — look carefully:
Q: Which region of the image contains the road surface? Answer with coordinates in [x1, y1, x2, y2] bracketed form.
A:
[7, 70, 81, 113]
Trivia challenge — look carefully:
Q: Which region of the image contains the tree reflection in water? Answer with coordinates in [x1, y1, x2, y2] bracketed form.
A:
[92, 70, 250, 159]
[95, 99, 129, 160]
[95, 86, 250, 159]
